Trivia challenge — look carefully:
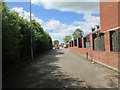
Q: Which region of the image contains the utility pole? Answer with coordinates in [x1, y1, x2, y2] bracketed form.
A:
[30, 0, 33, 60]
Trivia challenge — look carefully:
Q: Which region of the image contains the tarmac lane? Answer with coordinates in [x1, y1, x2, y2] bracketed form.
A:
[2, 48, 118, 88]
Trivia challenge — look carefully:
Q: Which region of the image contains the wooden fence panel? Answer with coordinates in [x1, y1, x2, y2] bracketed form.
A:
[111, 31, 120, 52]
[94, 33, 105, 51]
[79, 38, 82, 48]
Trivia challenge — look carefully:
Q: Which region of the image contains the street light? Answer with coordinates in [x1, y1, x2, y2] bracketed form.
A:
[30, 0, 33, 60]
[91, 27, 95, 32]
[95, 25, 100, 31]
[95, 25, 100, 36]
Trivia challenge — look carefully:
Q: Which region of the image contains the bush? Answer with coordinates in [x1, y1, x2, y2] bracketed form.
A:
[2, 2, 52, 74]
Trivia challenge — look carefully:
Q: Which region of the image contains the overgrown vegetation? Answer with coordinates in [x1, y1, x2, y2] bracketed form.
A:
[2, 2, 52, 74]
[72, 28, 83, 39]
[53, 40, 59, 46]
[63, 36, 72, 44]
[63, 28, 83, 44]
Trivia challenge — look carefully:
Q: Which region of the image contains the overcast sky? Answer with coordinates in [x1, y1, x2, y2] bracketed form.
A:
[7, 0, 100, 43]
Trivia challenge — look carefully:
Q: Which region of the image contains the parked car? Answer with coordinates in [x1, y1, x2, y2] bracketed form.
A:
[54, 45, 59, 49]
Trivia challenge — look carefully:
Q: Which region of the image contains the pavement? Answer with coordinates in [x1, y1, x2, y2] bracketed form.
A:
[3, 48, 118, 88]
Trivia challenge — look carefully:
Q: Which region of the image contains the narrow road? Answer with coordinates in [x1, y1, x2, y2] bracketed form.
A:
[3, 48, 118, 88]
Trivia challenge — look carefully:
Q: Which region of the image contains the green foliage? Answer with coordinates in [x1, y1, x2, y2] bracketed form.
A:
[2, 3, 21, 68]
[63, 35, 72, 43]
[18, 18, 31, 59]
[2, 2, 52, 74]
[53, 40, 59, 45]
[72, 28, 83, 39]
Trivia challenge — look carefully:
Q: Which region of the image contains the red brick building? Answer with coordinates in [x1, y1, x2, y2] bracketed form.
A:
[69, 1, 120, 71]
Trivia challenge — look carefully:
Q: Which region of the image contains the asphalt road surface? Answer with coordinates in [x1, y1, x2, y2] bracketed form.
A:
[3, 48, 118, 88]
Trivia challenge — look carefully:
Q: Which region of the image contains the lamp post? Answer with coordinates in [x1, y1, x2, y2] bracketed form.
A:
[30, 0, 33, 60]
[95, 25, 100, 31]
[95, 25, 100, 36]
[91, 27, 95, 32]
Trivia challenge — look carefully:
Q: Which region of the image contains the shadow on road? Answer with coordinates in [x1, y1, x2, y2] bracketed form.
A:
[3, 49, 84, 89]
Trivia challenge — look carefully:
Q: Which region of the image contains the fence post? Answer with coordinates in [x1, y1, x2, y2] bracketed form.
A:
[105, 32, 110, 52]
[73, 40, 75, 47]
[82, 37, 84, 48]
[90, 34, 94, 50]
[77, 38, 80, 48]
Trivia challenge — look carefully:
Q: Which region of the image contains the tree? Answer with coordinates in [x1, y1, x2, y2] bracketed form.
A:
[63, 35, 72, 43]
[18, 18, 31, 58]
[2, 4, 21, 62]
[72, 28, 83, 39]
[53, 40, 59, 45]
[2, 2, 53, 74]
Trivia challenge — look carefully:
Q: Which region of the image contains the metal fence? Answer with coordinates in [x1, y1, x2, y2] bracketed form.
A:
[85, 41, 90, 48]
[84, 36, 90, 48]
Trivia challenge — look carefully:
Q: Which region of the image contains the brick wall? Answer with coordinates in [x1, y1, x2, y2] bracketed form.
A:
[69, 45, 119, 69]
[69, 30, 119, 70]
[100, 2, 119, 32]
[68, 1, 120, 70]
